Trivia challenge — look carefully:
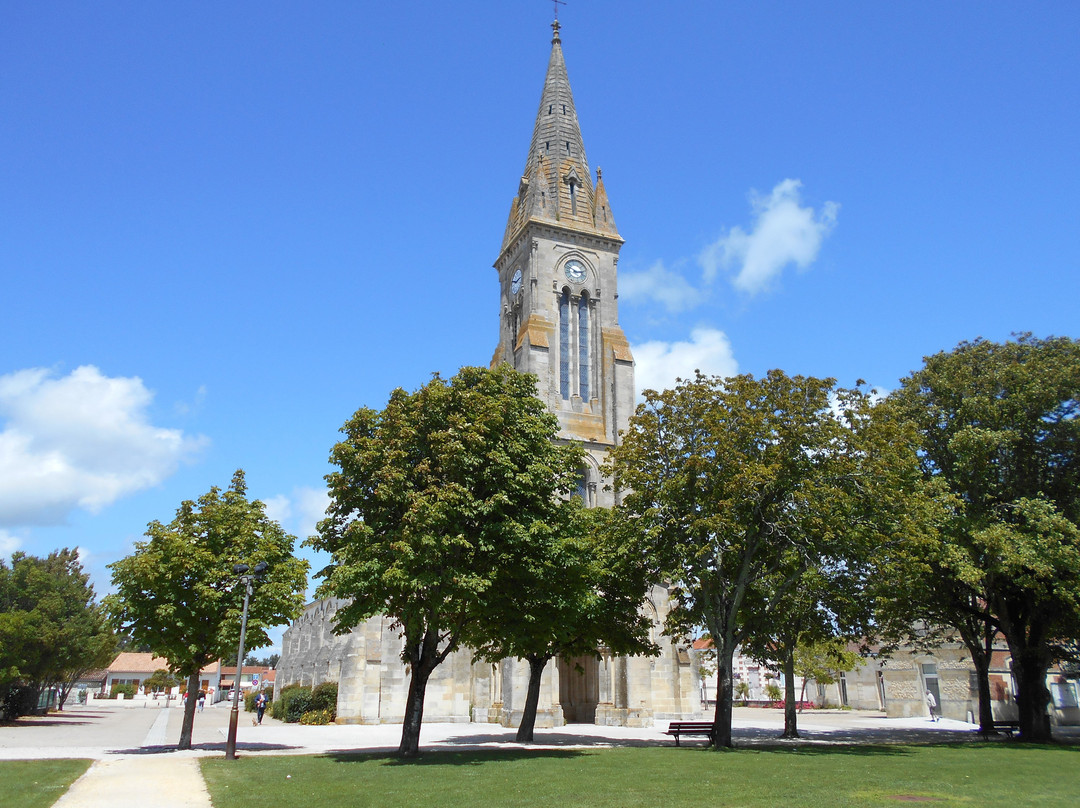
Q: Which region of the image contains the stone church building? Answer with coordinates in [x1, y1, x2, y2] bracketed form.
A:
[275, 21, 702, 727]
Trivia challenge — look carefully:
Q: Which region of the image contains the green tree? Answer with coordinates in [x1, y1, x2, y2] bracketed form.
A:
[0, 549, 116, 716]
[742, 566, 863, 738]
[244, 652, 280, 668]
[472, 505, 658, 742]
[106, 471, 308, 749]
[309, 365, 582, 757]
[143, 668, 179, 696]
[610, 370, 914, 748]
[793, 637, 863, 706]
[886, 335, 1080, 741]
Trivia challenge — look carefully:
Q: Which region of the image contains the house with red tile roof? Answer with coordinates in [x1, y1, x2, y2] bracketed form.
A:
[102, 652, 222, 701]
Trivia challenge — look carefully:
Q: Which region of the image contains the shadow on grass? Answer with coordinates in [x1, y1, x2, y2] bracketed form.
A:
[322, 748, 589, 766]
[440, 731, 664, 748]
[108, 741, 302, 755]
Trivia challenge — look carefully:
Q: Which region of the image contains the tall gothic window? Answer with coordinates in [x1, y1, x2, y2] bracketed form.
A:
[578, 292, 590, 400]
[559, 288, 570, 399]
[574, 467, 588, 501]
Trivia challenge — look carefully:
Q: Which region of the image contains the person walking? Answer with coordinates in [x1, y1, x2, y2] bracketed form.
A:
[255, 691, 268, 725]
[197, 690, 206, 713]
[924, 689, 938, 721]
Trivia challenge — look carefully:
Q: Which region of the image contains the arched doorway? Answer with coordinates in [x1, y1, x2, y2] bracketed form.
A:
[558, 655, 599, 723]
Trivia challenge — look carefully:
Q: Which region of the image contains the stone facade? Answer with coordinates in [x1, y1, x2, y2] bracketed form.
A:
[811, 642, 1079, 726]
[277, 587, 701, 726]
[275, 22, 700, 727]
[490, 20, 635, 508]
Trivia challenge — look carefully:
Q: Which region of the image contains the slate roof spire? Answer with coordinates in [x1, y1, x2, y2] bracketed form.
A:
[501, 20, 620, 250]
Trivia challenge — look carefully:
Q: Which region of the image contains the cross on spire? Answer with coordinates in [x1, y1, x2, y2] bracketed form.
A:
[552, 0, 566, 20]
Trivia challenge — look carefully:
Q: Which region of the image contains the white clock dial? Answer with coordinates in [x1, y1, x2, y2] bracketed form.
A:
[511, 268, 523, 295]
[563, 259, 587, 284]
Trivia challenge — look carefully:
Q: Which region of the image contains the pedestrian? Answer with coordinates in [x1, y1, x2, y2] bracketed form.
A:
[924, 689, 938, 721]
[255, 691, 268, 725]
[198, 690, 206, 713]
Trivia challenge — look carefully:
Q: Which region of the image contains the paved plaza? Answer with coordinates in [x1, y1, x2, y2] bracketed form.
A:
[2, 702, 1074, 808]
[2, 701, 994, 761]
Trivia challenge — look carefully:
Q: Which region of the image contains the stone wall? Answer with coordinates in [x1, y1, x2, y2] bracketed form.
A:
[276, 584, 702, 727]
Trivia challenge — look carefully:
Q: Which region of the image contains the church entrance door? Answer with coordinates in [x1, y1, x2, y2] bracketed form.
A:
[558, 655, 599, 723]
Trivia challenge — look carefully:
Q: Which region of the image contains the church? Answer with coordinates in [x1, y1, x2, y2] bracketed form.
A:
[275, 20, 702, 727]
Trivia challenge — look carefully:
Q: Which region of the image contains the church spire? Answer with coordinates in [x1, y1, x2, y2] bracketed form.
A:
[501, 21, 620, 251]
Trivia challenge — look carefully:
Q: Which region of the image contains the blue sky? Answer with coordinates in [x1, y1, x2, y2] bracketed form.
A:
[3, 2, 1078, 653]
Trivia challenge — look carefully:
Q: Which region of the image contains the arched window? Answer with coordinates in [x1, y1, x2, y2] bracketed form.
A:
[559, 288, 570, 399]
[574, 467, 588, 502]
[578, 292, 590, 400]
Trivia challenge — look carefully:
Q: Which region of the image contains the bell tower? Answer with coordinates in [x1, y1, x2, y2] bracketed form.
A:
[492, 20, 635, 506]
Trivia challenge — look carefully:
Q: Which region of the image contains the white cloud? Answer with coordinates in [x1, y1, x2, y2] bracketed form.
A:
[619, 260, 703, 313]
[264, 486, 329, 541]
[0, 365, 209, 526]
[700, 179, 838, 295]
[262, 494, 292, 525]
[0, 529, 22, 556]
[632, 327, 738, 398]
[294, 487, 330, 540]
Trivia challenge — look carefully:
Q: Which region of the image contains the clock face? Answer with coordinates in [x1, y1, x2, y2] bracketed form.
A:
[511, 268, 523, 296]
[564, 259, 587, 284]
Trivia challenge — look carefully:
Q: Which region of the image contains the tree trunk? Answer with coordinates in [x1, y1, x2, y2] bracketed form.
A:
[972, 654, 995, 733]
[1009, 642, 1053, 742]
[956, 611, 996, 734]
[711, 643, 736, 748]
[781, 648, 799, 738]
[178, 672, 200, 750]
[516, 655, 550, 743]
[398, 663, 434, 758]
[56, 680, 72, 711]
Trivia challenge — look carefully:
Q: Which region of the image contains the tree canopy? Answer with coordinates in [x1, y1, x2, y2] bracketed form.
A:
[610, 370, 917, 747]
[309, 365, 584, 757]
[106, 470, 308, 748]
[884, 334, 1080, 741]
[0, 548, 116, 718]
[472, 504, 658, 741]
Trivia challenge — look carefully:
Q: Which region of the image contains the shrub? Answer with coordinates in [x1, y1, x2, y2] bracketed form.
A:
[270, 683, 301, 721]
[285, 691, 313, 723]
[272, 684, 313, 723]
[299, 708, 335, 725]
[764, 683, 783, 702]
[310, 681, 338, 713]
[110, 683, 137, 700]
[0, 685, 37, 719]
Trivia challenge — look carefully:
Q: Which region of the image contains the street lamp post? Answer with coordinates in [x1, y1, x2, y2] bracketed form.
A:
[225, 560, 268, 760]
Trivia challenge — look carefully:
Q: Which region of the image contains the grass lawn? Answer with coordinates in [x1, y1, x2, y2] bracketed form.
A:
[201, 743, 1079, 808]
[0, 759, 92, 808]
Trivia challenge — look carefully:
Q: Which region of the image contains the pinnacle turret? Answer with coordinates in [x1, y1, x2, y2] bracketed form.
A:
[501, 22, 619, 251]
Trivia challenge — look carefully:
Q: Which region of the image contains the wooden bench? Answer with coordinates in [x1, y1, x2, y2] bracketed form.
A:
[664, 721, 714, 746]
[979, 720, 1021, 739]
